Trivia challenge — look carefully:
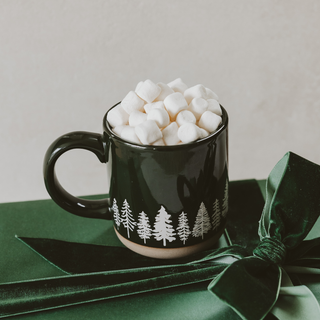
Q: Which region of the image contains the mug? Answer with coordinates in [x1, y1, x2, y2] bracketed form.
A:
[43, 103, 229, 259]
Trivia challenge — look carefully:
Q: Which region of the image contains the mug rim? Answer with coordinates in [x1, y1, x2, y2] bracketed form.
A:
[103, 102, 228, 150]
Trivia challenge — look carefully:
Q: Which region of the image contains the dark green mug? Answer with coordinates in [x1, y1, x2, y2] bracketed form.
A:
[44, 103, 229, 258]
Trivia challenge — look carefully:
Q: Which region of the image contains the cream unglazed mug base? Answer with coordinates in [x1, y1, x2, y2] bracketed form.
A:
[115, 224, 226, 259]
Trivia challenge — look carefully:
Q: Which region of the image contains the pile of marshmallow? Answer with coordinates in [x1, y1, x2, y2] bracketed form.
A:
[107, 78, 222, 146]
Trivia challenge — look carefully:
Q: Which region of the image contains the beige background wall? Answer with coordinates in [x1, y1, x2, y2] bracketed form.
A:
[1, 0, 319, 203]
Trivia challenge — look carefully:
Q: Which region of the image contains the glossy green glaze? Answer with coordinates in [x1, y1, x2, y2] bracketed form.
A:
[43, 131, 111, 219]
[44, 103, 229, 248]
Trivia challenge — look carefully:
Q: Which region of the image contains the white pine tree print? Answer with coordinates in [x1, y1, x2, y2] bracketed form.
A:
[153, 206, 176, 246]
[121, 199, 136, 238]
[112, 199, 121, 230]
[177, 211, 191, 245]
[212, 198, 221, 231]
[137, 211, 152, 244]
[192, 202, 212, 239]
[221, 181, 229, 218]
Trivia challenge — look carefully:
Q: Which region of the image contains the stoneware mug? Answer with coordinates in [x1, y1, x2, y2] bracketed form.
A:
[43, 103, 229, 259]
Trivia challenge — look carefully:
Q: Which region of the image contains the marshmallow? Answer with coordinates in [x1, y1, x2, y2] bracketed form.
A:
[178, 123, 200, 143]
[120, 126, 141, 144]
[207, 99, 222, 116]
[136, 79, 161, 103]
[107, 105, 129, 127]
[129, 110, 148, 127]
[155, 82, 175, 101]
[176, 110, 196, 126]
[162, 122, 180, 145]
[135, 120, 162, 145]
[163, 92, 188, 119]
[153, 138, 165, 146]
[167, 78, 188, 94]
[184, 84, 208, 104]
[198, 128, 209, 139]
[147, 108, 170, 128]
[188, 97, 209, 120]
[135, 81, 144, 93]
[144, 101, 165, 114]
[112, 125, 127, 136]
[109, 79, 223, 146]
[121, 91, 145, 114]
[206, 87, 219, 101]
[198, 111, 222, 133]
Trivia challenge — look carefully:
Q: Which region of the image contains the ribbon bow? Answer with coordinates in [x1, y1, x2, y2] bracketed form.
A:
[1, 152, 320, 319]
[208, 152, 320, 319]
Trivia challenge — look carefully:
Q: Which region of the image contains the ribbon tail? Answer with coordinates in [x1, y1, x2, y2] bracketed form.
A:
[208, 256, 282, 320]
[0, 262, 227, 318]
[286, 237, 320, 269]
[269, 267, 320, 320]
[271, 286, 320, 320]
[15, 237, 247, 274]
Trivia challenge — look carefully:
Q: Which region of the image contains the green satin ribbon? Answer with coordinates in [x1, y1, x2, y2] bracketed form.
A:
[208, 152, 320, 319]
[1, 152, 320, 319]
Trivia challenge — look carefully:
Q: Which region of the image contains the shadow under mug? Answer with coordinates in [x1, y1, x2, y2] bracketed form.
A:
[43, 103, 229, 259]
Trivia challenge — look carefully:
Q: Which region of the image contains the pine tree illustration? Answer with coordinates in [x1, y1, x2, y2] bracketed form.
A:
[153, 206, 176, 246]
[137, 211, 152, 244]
[177, 211, 191, 245]
[112, 199, 121, 230]
[212, 198, 221, 231]
[192, 202, 212, 239]
[221, 181, 229, 218]
[121, 199, 136, 238]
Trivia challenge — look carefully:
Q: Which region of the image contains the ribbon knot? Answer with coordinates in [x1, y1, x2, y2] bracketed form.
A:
[253, 237, 287, 265]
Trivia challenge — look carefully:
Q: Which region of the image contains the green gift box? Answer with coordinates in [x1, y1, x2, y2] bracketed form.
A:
[1, 152, 320, 319]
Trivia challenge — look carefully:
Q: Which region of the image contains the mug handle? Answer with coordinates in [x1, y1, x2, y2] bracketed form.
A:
[43, 131, 112, 220]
